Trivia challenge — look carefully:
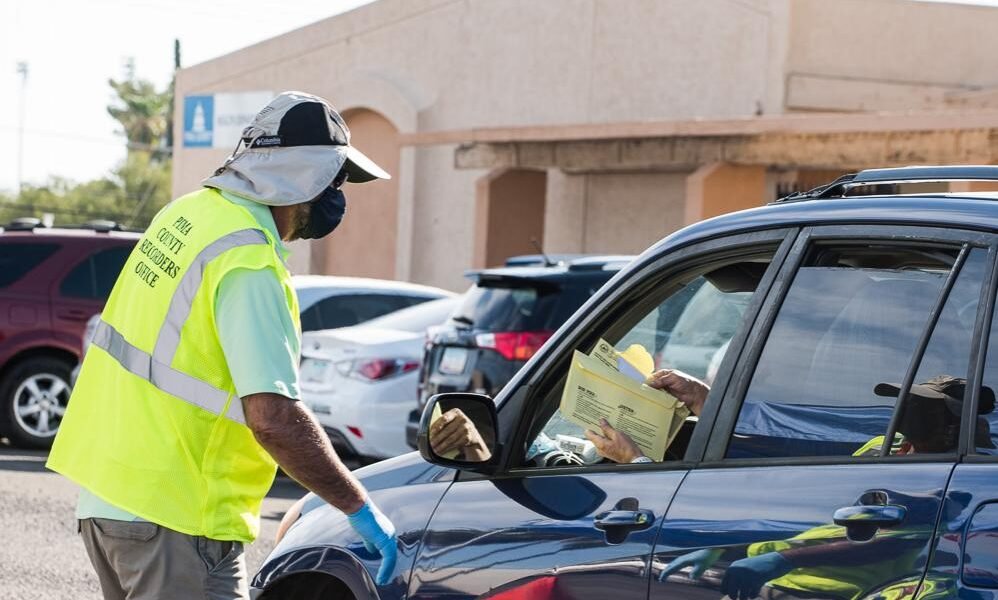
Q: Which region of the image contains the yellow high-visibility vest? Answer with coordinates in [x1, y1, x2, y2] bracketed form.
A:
[47, 188, 300, 542]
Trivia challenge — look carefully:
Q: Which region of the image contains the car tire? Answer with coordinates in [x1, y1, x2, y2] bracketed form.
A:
[0, 356, 74, 449]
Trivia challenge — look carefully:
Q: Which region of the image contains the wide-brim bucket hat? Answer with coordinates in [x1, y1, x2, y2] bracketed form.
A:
[203, 91, 390, 206]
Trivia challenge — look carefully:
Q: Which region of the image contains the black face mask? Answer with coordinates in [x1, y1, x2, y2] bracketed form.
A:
[298, 186, 347, 240]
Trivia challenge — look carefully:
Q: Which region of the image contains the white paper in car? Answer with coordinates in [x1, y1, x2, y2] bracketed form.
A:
[591, 339, 655, 384]
[559, 349, 686, 460]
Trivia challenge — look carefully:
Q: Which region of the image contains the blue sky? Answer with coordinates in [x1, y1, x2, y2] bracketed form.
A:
[0, 0, 373, 193]
[0, 0, 994, 193]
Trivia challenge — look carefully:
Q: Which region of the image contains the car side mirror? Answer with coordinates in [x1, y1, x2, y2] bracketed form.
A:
[417, 393, 498, 470]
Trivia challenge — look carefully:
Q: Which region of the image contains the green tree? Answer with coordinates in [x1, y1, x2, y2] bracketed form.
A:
[1, 56, 175, 230]
[107, 58, 171, 161]
[106, 58, 174, 226]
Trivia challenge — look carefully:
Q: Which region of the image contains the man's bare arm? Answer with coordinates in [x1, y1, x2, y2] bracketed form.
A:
[243, 392, 365, 514]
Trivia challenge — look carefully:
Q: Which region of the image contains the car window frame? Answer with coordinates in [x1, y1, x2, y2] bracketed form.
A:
[963, 235, 998, 462]
[702, 224, 998, 468]
[466, 227, 800, 481]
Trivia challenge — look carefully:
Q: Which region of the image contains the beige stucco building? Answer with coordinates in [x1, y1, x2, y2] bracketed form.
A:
[173, 0, 998, 291]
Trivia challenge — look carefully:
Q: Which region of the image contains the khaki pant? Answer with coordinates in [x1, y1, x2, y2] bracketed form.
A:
[80, 518, 248, 600]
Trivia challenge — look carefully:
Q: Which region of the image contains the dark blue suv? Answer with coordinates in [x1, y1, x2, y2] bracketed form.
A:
[253, 166, 998, 600]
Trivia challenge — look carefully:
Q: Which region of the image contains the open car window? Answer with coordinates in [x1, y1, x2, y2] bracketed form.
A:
[518, 248, 779, 469]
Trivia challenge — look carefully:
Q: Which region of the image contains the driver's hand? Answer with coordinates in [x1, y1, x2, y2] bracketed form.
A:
[585, 418, 645, 463]
[646, 369, 710, 416]
[430, 408, 491, 461]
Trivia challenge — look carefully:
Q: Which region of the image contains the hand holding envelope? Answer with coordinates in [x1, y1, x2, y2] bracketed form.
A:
[558, 339, 690, 461]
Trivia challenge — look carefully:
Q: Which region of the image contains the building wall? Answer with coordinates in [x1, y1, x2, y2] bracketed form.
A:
[314, 108, 400, 278]
[474, 169, 547, 269]
[583, 172, 687, 255]
[787, 0, 998, 112]
[172, 0, 998, 290]
[543, 171, 687, 256]
[173, 0, 783, 290]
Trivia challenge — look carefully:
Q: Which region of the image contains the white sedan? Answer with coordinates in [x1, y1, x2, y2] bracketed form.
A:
[300, 296, 461, 462]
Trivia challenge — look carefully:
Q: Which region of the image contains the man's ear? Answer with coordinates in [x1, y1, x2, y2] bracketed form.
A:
[269, 204, 299, 242]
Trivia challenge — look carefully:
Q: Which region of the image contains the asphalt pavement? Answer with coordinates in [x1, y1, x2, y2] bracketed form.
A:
[0, 439, 310, 599]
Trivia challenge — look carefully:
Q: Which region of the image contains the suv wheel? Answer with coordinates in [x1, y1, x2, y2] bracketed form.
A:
[0, 356, 73, 449]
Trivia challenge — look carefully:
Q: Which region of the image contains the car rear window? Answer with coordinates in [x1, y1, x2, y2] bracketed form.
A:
[300, 293, 423, 332]
[0, 243, 60, 287]
[60, 246, 133, 299]
[452, 278, 599, 332]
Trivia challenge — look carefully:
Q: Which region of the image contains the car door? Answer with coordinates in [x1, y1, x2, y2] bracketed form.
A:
[651, 225, 994, 600]
[924, 256, 998, 598]
[407, 229, 795, 599]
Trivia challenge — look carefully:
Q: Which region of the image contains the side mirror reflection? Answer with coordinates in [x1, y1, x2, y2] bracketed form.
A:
[418, 393, 498, 468]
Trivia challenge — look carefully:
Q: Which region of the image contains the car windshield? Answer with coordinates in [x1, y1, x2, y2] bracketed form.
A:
[361, 296, 460, 333]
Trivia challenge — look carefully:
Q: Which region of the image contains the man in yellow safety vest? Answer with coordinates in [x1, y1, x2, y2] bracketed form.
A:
[47, 91, 397, 599]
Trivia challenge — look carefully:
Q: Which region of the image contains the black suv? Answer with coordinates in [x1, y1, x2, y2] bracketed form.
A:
[406, 255, 632, 446]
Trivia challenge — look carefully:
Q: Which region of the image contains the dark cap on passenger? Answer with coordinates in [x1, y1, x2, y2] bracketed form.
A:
[875, 375, 995, 448]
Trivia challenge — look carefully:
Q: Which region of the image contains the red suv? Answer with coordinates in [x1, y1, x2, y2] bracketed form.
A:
[0, 220, 139, 448]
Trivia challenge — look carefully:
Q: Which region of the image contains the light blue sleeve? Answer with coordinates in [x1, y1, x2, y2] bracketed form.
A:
[215, 267, 301, 400]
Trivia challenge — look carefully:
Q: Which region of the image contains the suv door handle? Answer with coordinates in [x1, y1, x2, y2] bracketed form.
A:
[833, 504, 906, 542]
[594, 497, 655, 544]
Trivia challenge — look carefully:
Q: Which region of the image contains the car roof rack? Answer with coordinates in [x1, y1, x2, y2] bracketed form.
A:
[5, 217, 45, 231]
[83, 219, 122, 232]
[775, 165, 998, 203]
[504, 253, 584, 267]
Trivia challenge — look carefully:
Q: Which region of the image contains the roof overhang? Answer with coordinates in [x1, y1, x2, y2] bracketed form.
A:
[398, 110, 998, 173]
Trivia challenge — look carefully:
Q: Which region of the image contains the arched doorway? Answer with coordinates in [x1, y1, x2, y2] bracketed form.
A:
[314, 108, 400, 279]
[474, 169, 547, 268]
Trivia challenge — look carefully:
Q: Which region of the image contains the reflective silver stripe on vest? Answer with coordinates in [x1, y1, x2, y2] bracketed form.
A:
[152, 229, 269, 365]
[92, 319, 246, 425]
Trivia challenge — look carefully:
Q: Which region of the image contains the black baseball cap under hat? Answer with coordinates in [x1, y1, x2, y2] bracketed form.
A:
[203, 91, 390, 207]
[243, 93, 390, 184]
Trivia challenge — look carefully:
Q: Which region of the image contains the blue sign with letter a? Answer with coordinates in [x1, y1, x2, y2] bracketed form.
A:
[183, 95, 214, 148]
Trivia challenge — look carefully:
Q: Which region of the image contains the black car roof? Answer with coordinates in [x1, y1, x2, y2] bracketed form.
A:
[648, 194, 998, 260]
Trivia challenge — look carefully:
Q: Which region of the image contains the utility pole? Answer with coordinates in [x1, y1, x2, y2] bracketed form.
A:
[16, 61, 28, 196]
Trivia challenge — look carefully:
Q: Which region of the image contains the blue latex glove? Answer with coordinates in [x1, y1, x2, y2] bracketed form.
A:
[659, 548, 724, 581]
[721, 552, 794, 600]
[346, 499, 398, 586]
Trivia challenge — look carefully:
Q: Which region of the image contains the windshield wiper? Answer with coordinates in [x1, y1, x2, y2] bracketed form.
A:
[451, 315, 474, 326]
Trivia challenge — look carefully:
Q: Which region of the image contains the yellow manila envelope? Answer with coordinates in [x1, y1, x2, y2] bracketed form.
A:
[559, 349, 686, 460]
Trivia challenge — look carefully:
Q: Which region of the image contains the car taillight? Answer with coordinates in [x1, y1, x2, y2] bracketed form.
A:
[355, 359, 420, 381]
[475, 331, 553, 361]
